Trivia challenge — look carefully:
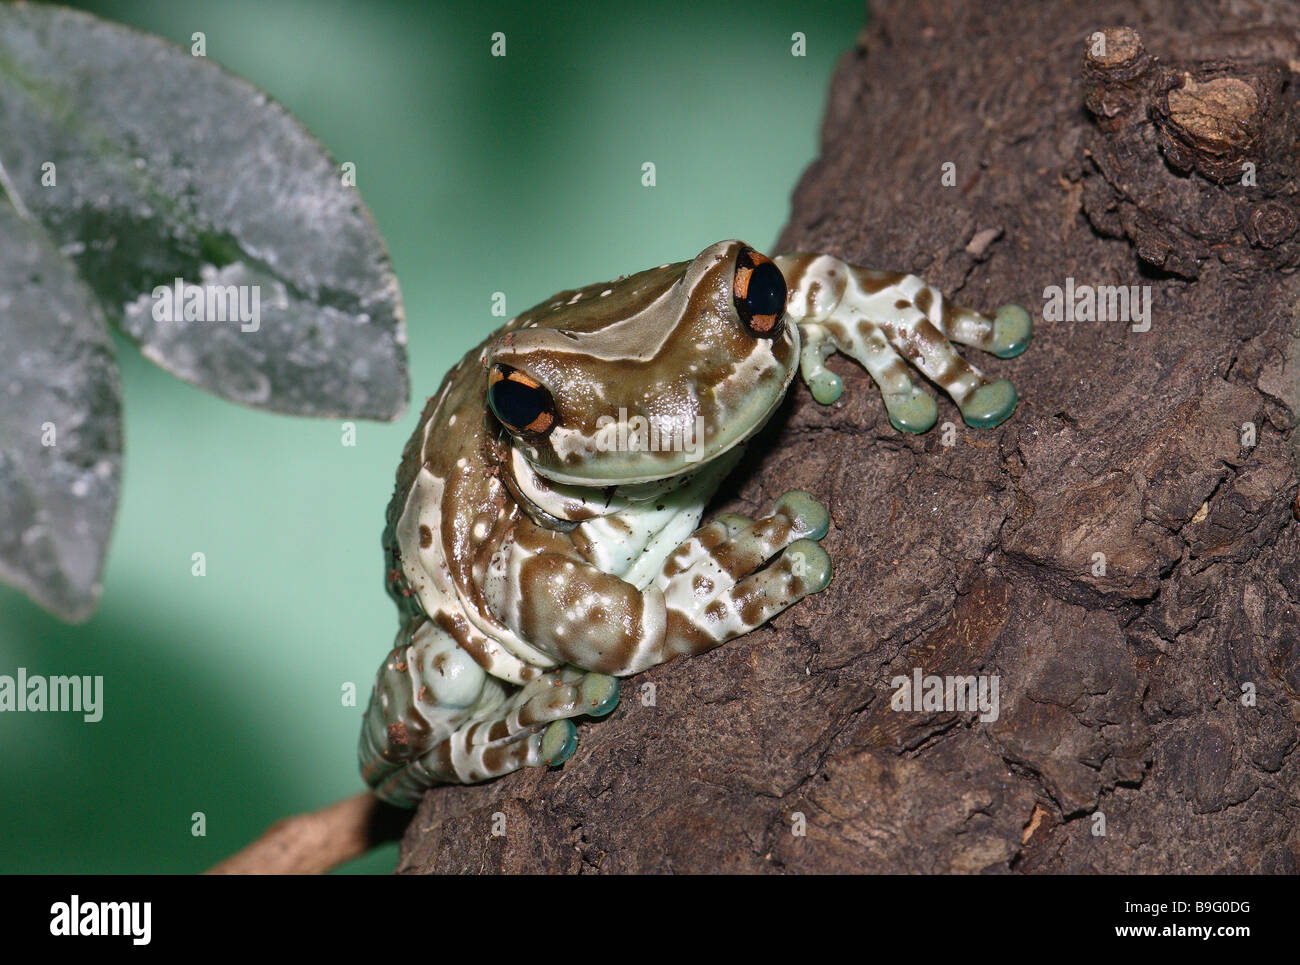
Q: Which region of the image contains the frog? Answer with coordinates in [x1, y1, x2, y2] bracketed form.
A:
[359, 239, 1032, 807]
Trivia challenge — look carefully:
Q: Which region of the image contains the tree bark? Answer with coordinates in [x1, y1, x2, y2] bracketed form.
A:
[398, 0, 1300, 873]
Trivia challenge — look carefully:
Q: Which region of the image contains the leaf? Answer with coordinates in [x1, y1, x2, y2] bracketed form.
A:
[0, 6, 411, 620]
[0, 197, 121, 621]
[0, 4, 408, 420]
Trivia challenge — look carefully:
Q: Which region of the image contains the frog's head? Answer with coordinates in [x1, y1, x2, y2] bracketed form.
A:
[484, 240, 798, 486]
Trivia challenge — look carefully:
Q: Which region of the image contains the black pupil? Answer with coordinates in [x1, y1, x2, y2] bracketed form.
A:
[490, 376, 549, 431]
[745, 262, 786, 318]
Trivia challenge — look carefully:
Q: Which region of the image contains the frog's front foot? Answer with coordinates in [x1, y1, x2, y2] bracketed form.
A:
[799, 298, 1031, 432]
[783, 253, 1033, 433]
[656, 490, 832, 659]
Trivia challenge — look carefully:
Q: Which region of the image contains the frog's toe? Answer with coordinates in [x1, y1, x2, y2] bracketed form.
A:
[724, 538, 832, 631]
[806, 370, 843, 404]
[990, 304, 1032, 359]
[884, 388, 939, 434]
[580, 673, 619, 718]
[800, 330, 844, 404]
[960, 379, 1019, 429]
[774, 490, 830, 541]
[540, 718, 578, 767]
[786, 538, 832, 593]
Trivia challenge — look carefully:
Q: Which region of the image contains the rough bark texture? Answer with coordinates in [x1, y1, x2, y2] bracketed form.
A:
[399, 0, 1300, 873]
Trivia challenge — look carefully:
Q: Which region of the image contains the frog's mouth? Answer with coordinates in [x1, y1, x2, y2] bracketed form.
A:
[506, 432, 748, 528]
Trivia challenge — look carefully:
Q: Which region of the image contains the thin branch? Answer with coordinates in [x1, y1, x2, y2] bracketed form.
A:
[206, 792, 409, 875]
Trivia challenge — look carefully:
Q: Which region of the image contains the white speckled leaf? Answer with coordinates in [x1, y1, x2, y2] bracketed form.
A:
[0, 199, 121, 622]
[0, 4, 408, 420]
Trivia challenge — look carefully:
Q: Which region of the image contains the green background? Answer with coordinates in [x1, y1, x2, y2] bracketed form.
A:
[0, 0, 863, 872]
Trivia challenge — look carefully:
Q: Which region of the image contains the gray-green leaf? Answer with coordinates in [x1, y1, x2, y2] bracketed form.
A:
[0, 3, 408, 420]
[0, 198, 121, 622]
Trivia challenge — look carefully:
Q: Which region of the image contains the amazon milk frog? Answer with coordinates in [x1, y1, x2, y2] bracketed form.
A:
[359, 240, 1032, 806]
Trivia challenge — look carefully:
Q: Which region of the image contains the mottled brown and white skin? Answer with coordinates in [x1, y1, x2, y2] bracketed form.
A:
[359, 240, 1032, 806]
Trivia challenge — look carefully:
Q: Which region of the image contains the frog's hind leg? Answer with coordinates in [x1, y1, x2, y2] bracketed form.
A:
[429, 667, 620, 783]
[372, 669, 618, 805]
[362, 628, 620, 806]
[359, 618, 503, 804]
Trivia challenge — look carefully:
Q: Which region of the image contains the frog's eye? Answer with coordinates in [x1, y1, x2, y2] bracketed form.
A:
[733, 247, 786, 338]
[488, 364, 556, 436]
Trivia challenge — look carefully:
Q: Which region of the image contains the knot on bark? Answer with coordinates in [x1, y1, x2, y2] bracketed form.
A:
[1152, 66, 1280, 183]
[1244, 200, 1298, 248]
[1083, 27, 1154, 124]
[1080, 27, 1300, 275]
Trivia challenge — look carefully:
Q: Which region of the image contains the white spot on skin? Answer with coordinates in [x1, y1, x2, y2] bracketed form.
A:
[600, 289, 612, 297]
[448, 414, 457, 426]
